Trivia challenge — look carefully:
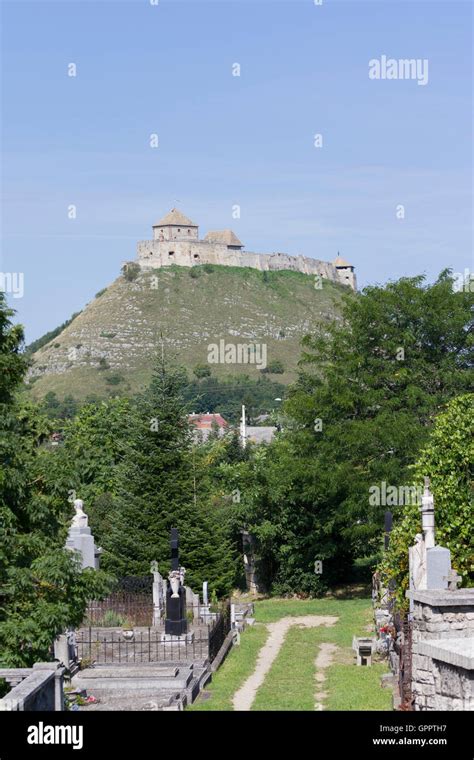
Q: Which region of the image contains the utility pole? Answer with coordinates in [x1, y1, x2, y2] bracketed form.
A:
[240, 404, 247, 449]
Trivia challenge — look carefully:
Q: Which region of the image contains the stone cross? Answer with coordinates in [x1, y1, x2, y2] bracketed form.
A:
[445, 569, 462, 591]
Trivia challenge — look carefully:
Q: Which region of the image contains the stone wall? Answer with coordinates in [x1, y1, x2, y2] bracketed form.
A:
[136, 239, 356, 290]
[408, 589, 474, 711]
[0, 663, 65, 711]
[418, 641, 474, 711]
[154, 226, 199, 242]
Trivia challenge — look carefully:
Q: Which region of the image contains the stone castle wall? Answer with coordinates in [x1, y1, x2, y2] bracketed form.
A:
[136, 239, 356, 289]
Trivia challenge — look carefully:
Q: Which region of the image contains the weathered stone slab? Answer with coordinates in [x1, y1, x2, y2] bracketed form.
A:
[418, 638, 474, 671]
[407, 589, 474, 606]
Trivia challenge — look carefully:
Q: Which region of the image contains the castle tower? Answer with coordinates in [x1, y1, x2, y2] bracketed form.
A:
[153, 208, 199, 242]
[333, 254, 357, 290]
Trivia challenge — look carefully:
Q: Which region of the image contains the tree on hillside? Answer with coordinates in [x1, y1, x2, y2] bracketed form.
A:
[380, 393, 474, 612]
[103, 358, 236, 596]
[238, 273, 473, 595]
[0, 294, 110, 667]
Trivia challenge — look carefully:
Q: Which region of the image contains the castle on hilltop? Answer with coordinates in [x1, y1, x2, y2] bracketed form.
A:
[136, 208, 356, 290]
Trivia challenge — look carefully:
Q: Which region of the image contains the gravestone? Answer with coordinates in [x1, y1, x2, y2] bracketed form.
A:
[152, 566, 166, 626]
[384, 511, 393, 550]
[164, 529, 187, 636]
[65, 499, 101, 570]
[185, 587, 200, 620]
[54, 630, 78, 672]
[199, 581, 213, 623]
[426, 546, 451, 590]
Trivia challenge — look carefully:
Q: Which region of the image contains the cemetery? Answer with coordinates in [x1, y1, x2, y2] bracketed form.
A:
[0, 514, 234, 711]
[0, 478, 472, 712]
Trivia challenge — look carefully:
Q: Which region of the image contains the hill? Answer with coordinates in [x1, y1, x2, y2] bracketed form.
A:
[26, 264, 348, 401]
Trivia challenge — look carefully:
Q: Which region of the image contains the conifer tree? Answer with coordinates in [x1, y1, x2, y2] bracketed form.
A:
[104, 357, 236, 595]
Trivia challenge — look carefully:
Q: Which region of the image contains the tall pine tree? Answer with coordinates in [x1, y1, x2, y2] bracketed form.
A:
[104, 357, 236, 595]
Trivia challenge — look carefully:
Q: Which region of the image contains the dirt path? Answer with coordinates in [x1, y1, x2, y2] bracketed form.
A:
[314, 642, 338, 710]
[232, 615, 338, 711]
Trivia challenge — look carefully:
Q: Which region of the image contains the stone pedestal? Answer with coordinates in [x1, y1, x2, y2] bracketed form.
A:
[165, 586, 187, 636]
[66, 527, 99, 570]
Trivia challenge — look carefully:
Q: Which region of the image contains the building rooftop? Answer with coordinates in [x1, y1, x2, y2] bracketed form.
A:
[188, 413, 229, 430]
[203, 230, 243, 247]
[246, 426, 277, 444]
[333, 254, 353, 268]
[153, 208, 198, 228]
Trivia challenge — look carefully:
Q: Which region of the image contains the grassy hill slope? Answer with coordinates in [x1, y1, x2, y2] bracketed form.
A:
[27, 265, 348, 401]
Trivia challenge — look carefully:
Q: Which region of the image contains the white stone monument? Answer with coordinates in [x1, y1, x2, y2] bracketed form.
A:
[65, 499, 101, 570]
[151, 565, 166, 626]
[409, 478, 451, 611]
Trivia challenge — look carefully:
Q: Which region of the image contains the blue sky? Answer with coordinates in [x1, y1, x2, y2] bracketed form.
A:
[1, 0, 472, 343]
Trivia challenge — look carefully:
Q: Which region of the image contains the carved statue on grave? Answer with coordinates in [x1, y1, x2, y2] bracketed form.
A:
[409, 532, 427, 590]
[65, 498, 100, 570]
[71, 498, 88, 529]
[169, 566, 186, 598]
[169, 570, 180, 598]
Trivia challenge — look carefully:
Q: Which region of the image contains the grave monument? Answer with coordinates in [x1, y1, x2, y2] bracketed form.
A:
[164, 528, 187, 636]
[65, 499, 101, 570]
[408, 478, 451, 609]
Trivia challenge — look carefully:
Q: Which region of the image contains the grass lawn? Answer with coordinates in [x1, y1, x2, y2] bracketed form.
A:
[189, 595, 392, 712]
[252, 625, 322, 711]
[188, 623, 269, 711]
[325, 663, 392, 710]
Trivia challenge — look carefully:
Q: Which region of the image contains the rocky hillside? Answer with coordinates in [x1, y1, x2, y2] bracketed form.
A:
[26, 265, 348, 400]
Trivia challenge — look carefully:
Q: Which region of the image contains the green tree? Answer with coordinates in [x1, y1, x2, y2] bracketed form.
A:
[40, 397, 130, 545]
[380, 393, 474, 612]
[239, 273, 473, 595]
[0, 295, 110, 667]
[104, 358, 236, 595]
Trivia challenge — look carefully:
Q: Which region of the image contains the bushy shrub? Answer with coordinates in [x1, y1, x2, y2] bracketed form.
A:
[261, 360, 285, 374]
[98, 357, 110, 371]
[193, 363, 211, 379]
[121, 262, 140, 282]
[105, 373, 124, 386]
